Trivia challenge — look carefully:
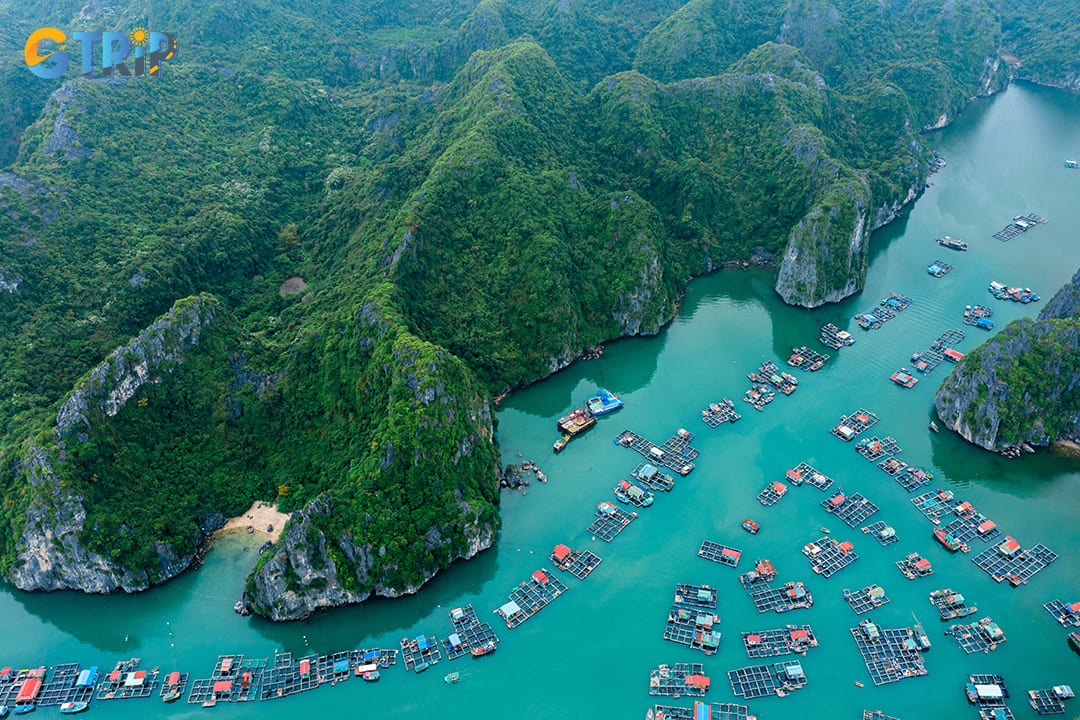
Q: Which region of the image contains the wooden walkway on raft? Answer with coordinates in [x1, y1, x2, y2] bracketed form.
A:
[663, 605, 721, 655]
[804, 536, 858, 578]
[632, 462, 675, 492]
[844, 586, 890, 615]
[351, 648, 397, 668]
[651, 702, 755, 720]
[830, 409, 880, 440]
[97, 659, 160, 700]
[442, 605, 500, 661]
[849, 621, 927, 686]
[188, 655, 265, 704]
[552, 547, 602, 580]
[896, 553, 934, 580]
[739, 573, 814, 614]
[673, 584, 718, 610]
[702, 400, 741, 428]
[968, 674, 1015, 719]
[586, 504, 636, 542]
[495, 569, 568, 629]
[822, 490, 879, 528]
[938, 515, 1001, 546]
[648, 662, 708, 697]
[971, 543, 1057, 586]
[993, 213, 1047, 241]
[820, 323, 852, 350]
[728, 662, 807, 699]
[788, 346, 830, 371]
[930, 588, 978, 621]
[740, 626, 818, 658]
[1028, 688, 1070, 714]
[34, 663, 95, 707]
[946, 618, 1005, 654]
[698, 540, 742, 568]
[911, 489, 957, 523]
[260, 651, 346, 701]
[877, 458, 933, 492]
[1043, 599, 1080, 627]
[911, 328, 966, 374]
[855, 293, 913, 331]
[862, 521, 899, 546]
[786, 462, 835, 491]
[615, 429, 699, 473]
[855, 436, 902, 462]
[756, 481, 788, 506]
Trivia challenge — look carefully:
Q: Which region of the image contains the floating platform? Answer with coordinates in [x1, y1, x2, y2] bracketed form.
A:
[632, 463, 675, 492]
[971, 541, 1058, 586]
[896, 553, 934, 580]
[911, 329, 966, 374]
[750, 360, 798, 395]
[855, 296, 910, 331]
[350, 649, 397, 669]
[96, 658, 159, 701]
[911, 489, 957, 523]
[698, 540, 742, 568]
[756, 481, 789, 506]
[740, 626, 817, 658]
[938, 514, 1001, 546]
[260, 651, 347, 701]
[1043, 599, 1080, 628]
[551, 544, 602, 580]
[743, 383, 776, 412]
[820, 323, 856, 350]
[967, 674, 1015, 719]
[786, 462, 835, 491]
[651, 702, 756, 720]
[803, 536, 858, 578]
[877, 460, 933, 492]
[495, 569, 568, 629]
[844, 586, 890, 615]
[401, 635, 443, 671]
[830, 409, 879, 441]
[849, 620, 927, 686]
[788, 346, 830, 371]
[663, 605, 721, 655]
[159, 672, 188, 702]
[441, 605, 500, 661]
[34, 663, 95, 707]
[947, 617, 1005, 654]
[188, 655, 264, 705]
[728, 662, 807, 699]
[615, 429, 698, 475]
[822, 490, 879, 528]
[739, 572, 814, 614]
[1028, 687, 1073, 715]
[586, 502, 637, 542]
[855, 436, 901, 462]
[930, 588, 978, 621]
[928, 259, 953, 277]
[993, 213, 1047, 242]
[674, 584, 718, 610]
[648, 663, 709, 697]
[701, 399, 741, 428]
[963, 304, 994, 328]
[862, 521, 899, 546]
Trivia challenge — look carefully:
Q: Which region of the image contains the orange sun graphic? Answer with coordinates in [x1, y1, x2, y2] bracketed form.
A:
[129, 27, 149, 46]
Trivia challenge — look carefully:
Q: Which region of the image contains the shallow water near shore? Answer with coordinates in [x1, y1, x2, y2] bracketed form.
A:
[4, 83, 1080, 719]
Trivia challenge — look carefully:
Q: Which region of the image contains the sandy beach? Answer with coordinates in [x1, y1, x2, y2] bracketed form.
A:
[217, 501, 291, 543]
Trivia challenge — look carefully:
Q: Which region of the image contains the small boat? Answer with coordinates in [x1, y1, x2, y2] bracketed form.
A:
[1069, 631, 1080, 655]
[0, 707, 7, 719]
[162, 689, 181, 703]
[855, 681, 864, 688]
[553, 434, 570, 452]
[820, 527, 830, 534]
[586, 389, 623, 415]
[645, 709, 654, 720]
[413, 661, 430, 674]
[363, 670, 380, 681]
[1066, 160, 1079, 169]
[444, 672, 460, 684]
[471, 640, 497, 657]
[929, 420, 939, 433]
[890, 369, 918, 388]
[13, 707, 34, 716]
[58, 703, 88, 715]
[936, 235, 968, 251]
[742, 518, 760, 534]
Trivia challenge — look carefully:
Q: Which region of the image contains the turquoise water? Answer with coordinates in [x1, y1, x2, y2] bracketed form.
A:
[4, 83, 1080, 719]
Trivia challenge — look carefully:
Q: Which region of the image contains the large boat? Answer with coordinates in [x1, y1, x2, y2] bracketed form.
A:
[1069, 631, 1080, 655]
[586, 389, 623, 415]
[890, 369, 918, 388]
[413, 661, 430, 674]
[556, 407, 596, 436]
[933, 527, 964, 552]
[471, 640, 497, 658]
[58, 703, 88, 715]
[937, 236, 968, 251]
[912, 621, 932, 651]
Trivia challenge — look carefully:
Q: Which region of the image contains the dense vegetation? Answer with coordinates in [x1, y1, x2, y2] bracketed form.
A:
[1, 0, 1077, 613]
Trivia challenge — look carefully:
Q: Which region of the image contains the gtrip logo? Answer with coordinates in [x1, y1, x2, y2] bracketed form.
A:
[25, 27, 178, 79]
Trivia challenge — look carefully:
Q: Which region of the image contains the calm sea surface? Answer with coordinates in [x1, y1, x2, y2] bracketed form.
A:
[5, 83, 1080, 719]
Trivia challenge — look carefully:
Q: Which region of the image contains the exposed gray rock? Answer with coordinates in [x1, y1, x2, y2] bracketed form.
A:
[1038, 267, 1080, 320]
[0, 266, 21, 294]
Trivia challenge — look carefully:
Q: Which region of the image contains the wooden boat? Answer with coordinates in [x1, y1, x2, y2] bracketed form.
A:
[58, 703, 88, 715]
[413, 661, 430, 674]
[890, 369, 918, 388]
[1068, 631, 1080, 655]
[444, 672, 460, 684]
[553, 434, 570, 453]
[742, 518, 760, 534]
[471, 640, 496, 658]
[162, 689, 181, 703]
[13, 705, 34, 716]
[855, 681, 864, 687]
[936, 235, 968, 251]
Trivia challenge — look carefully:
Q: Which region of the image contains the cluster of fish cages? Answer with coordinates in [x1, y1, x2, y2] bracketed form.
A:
[663, 605, 722, 656]
[648, 663, 708, 697]
[673, 584, 718, 610]
[862, 522, 899, 546]
[551, 544, 602, 580]
[788, 346, 830, 371]
[698, 540, 742, 568]
[966, 673, 1015, 720]
[615, 429, 698, 474]
[855, 436, 902, 462]
[911, 489, 958, 523]
[701, 399, 741, 428]
[844, 586, 890, 615]
[159, 672, 188, 701]
[993, 213, 1047, 241]
[850, 620, 927, 686]
[855, 294, 913, 330]
[495, 569, 568, 629]
[650, 702, 755, 720]
[822, 491, 880, 528]
[260, 652, 342, 701]
[586, 503, 637, 542]
[820, 323, 856, 350]
[32, 663, 95, 707]
[188, 655, 264, 705]
[971, 542, 1058, 586]
[350, 649, 397, 668]
[911, 328, 966, 374]
[803, 536, 858, 578]
[1028, 687, 1074, 715]
[938, 515, 1001, 546]
[785, 462, 835, 491]
[947, 617, 1006, 654]
[896, 553, 934, 580]
[740, 626, 817, 658]
[442, 605, 500, 661]
[756, 480, 789, 506]
[1043, 599, 1080, 628]
[830, 409, 879, 441]
[739, 572, 814, 614]
[749, 360, 798, 395]
[930, 588, 978, 621]
[632, 463, 675, 492]
[963, 304, 994, 328]
[97, 659, 160, 701]
[401, 636, 443, 671]
[878, 460, 933, 492]
[728, 661, 807, 699]
[928, 259, 954, 277]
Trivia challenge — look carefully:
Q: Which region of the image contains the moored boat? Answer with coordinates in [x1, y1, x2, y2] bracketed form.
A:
[58, 702, 88, 715]
[557, 407, 596, 436]
[890, 369, 918, 388]
[553, 434, 570, 452]
[471, 640, 497, 658]
[12, 707, 33, 716]
[413, 661, 430, 674]
[586, 389, 623, 415]
[937, 235, 968, 250]
[1069, 631, 1080, 655]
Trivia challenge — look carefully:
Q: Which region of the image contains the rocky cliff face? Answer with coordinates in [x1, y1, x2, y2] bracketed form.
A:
[935, 269, 1080, 451]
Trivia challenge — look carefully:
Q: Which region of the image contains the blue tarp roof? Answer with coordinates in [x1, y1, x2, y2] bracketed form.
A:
[333, 660, 348, 672]
[416, 635, 429, 649]
[363, 650, 378, 661]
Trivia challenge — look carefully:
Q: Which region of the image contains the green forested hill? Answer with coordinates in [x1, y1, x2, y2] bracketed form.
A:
[0, 0, 1076, 618]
